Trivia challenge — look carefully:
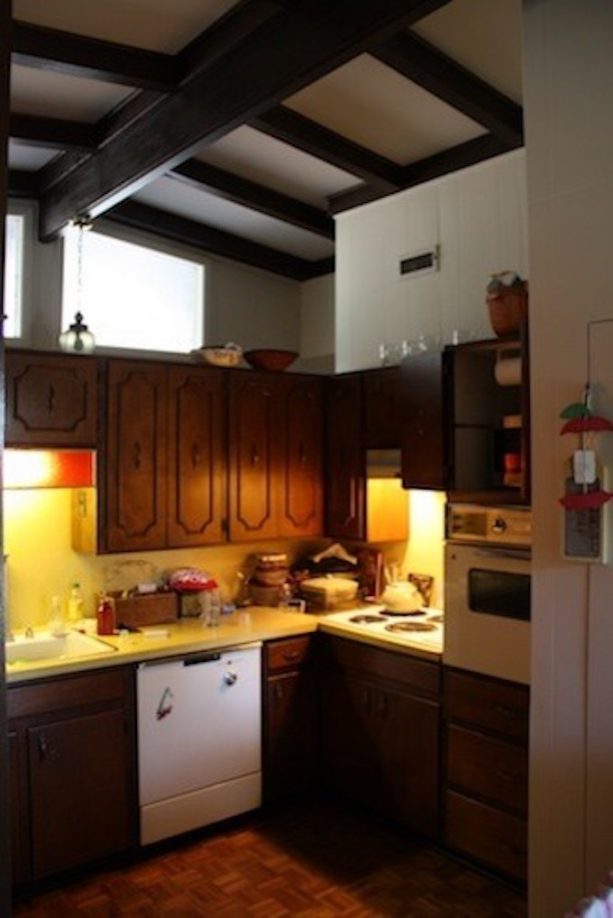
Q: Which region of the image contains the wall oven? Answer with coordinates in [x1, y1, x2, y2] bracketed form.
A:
[444, 504, 531, 684]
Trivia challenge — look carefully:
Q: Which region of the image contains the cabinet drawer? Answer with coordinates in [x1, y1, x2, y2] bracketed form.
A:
[8, 668, 128, 719]
[447, 724, 528, 815]
[445, 669, 529, 742]
[265, 636, 313, 673]
[445, 790, 527, 883]
[322, 634, 440, 698]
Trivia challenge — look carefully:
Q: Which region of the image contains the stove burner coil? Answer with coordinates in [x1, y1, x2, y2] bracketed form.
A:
[427, 614, 444, 624]
[348, 614, 388, 624]
[382, 608, 427, 617]
[385, 621, 437, 633]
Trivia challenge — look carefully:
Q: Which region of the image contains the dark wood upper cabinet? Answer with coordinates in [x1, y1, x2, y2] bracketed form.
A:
[325, 373, 365, 540]
[102, 360, 227, 552]
[166, 366, 227, 547]
[363, 366, 405, 449]
[228, 372, 279, 542]
[400, 352, 446, 491]
[229, 372, 324, 542]
[277, 375, 324, 538]
[103, 360, 168, 552]
[5, 351, 97, 447]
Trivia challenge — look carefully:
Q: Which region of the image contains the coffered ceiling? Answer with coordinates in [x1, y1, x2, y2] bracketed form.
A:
[7, 0, 523, 280]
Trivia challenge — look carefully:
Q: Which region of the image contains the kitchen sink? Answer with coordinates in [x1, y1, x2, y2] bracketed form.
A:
[5, 630, 116, 664]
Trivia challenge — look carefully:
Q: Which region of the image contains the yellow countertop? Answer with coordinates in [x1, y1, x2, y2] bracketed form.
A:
[6, 606, 442, 684]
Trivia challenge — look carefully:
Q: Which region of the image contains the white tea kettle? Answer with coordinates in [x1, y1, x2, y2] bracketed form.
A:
[380, 579, 423, 613]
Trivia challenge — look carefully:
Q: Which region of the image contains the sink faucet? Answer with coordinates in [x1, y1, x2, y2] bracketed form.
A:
[24, 626, 34, 639]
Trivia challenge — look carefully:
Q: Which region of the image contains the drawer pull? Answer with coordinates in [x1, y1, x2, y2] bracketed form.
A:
[499, 841, 522, 857]
[494, 704, 520, 720]
[47, 385, 56, 415]
[494, 768, 518, 784]
[283, 650, 301, 662]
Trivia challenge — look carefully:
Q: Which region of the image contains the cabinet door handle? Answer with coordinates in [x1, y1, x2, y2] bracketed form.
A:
[38, 733, 48, 762]
[191, 443, 201, 467]
[282, 650, 301, 662]
[251, 445, 260, 466]
[298, 442, 306, 465]
[132, 441, 142, 469]
[275, 683, 284, 702]
[47, 385, 56, 415]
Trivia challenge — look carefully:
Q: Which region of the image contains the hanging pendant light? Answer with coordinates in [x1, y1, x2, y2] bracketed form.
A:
[59, 218, 96, 353]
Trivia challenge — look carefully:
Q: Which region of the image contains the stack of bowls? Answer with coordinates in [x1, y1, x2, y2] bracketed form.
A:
[249, 553, 289, 605]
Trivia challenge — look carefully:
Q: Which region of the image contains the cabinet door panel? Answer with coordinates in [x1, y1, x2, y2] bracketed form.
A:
[363, 367, 404, 448]
[228, 375, 279, 541]
[167, 366, 226, 547]
[278, 376, 323, 537]
[264, 670, 318, 802]
[400, 352, 445, 490]
[28, 709, 131, 878]
[9, 731, 27, 885]
[325, 375, 365, 540]
[5, 353, 97, 447]
[104, 361, 167, 551]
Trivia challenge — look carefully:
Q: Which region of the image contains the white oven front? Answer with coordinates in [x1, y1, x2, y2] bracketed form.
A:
[444, 541, 531, 684]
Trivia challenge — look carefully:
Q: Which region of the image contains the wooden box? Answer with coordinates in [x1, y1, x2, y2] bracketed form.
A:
[113, 592, 178, 628]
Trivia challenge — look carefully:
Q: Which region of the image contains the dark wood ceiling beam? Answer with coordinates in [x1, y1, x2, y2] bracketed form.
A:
[106, 200, 329, 280]
[10, 113, 98, 152]
[176, 0, 287, 83]
[329, 132, 519, 213]
[39, 0, 451, 239]
[169, 159, 334, 238]
[371, 32, 523, 146]
[251, 106, 404, 191]
[8, 169, 40, 198]
[11, 21, 176, 91]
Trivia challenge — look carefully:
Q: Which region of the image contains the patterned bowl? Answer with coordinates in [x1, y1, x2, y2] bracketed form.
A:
[193, 345, 242, 367]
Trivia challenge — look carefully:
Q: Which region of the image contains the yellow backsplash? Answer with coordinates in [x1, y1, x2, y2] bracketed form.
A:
[3, 488, 324, 630]
[3, 487, 446, 630]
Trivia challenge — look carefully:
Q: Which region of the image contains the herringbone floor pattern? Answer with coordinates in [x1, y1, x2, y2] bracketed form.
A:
[14, 799, 526, 917]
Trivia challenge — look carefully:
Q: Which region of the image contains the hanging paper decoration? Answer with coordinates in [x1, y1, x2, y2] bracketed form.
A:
[559, 489, 612, 510]
[561, 416, 613, 434]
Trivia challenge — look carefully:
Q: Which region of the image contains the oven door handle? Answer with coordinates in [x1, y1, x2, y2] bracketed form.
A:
[472, 547, 532, 562]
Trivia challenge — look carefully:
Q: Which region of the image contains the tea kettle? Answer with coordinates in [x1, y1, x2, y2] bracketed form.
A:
[380, 579, 423, 613]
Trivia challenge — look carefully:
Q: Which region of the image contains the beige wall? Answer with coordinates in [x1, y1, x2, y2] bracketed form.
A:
[523, 0, 613, 913]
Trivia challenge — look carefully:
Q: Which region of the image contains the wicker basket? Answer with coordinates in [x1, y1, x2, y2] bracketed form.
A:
[486, 281, 528, 337]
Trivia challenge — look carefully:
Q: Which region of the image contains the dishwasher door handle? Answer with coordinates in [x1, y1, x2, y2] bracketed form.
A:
[183, 652, 221, 666]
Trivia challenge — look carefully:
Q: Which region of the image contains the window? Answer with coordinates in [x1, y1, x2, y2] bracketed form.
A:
[3, 213, 25, 339]
[62, 227, 204, 353]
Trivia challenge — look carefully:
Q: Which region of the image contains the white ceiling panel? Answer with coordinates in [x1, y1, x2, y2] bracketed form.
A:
[11, 64, 132, 121]
[12, 0, 238, 54]
[285, 54, 485, 165]
[195, 126, 360, 208]
[413, 0, 523, 103]
[8, 141, 59, 170]
[133, 177, 335, 261]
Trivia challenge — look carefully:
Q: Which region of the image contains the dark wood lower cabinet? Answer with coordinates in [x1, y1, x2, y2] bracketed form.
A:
[9, 667, 137, 887]
[263, 636, 318, 803]
[443, 667, 529, 884]
[320, 635, 441, 839]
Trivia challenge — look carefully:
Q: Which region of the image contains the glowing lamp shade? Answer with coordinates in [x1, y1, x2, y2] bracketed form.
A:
[58, 312, 95, 353]
[4, 450, 95, 489]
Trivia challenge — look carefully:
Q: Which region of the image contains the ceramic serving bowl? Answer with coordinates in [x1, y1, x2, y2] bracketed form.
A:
[243, 349, 298, 371]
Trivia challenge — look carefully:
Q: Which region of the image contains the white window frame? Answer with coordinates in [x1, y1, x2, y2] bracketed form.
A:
[4, 201, 33, 342]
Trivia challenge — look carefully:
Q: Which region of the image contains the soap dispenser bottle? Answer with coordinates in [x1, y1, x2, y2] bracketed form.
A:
[68, 582, 84, 623]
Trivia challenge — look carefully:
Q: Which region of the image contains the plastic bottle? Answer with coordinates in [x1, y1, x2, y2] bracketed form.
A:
[67, 582, 84, 623]
[96, 593, 115, 636]
[48, 595, 67, 637]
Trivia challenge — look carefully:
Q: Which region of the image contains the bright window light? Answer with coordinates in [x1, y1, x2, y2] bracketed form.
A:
[62, 227, 204, 353]
[3, 214, 25, 339]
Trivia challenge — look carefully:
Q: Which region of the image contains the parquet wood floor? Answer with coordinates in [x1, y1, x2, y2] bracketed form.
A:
[14, 798, 526, 917]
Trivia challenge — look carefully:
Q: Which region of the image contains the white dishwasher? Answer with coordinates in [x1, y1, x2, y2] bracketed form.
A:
[137, 643, 262, 845]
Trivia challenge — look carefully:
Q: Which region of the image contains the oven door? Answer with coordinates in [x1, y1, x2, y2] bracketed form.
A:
[444, 542, 531, 684]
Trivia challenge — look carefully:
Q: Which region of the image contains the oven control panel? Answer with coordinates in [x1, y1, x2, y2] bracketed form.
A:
[447, 504, 532, 547]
